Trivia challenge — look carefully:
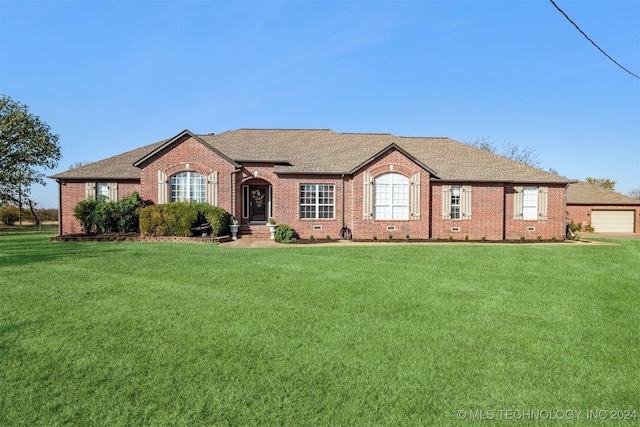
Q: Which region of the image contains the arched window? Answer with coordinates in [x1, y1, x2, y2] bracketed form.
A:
[170, 171, 206, 203]
[374, 173, 408, 220]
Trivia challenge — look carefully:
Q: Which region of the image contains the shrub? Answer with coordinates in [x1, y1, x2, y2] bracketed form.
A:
[481, 236, 487, 241]
[74, 193, 145, 235]
[568, 222, 581, 233]
[202, 205, 231, 237]
[405, 234, 410, 240]
[464, 235, 469, 241]
[0, 205, 20, 226]
[274, 224, 296, 243]
[140, 202, 230, 237]
[73, 197, 101, 234]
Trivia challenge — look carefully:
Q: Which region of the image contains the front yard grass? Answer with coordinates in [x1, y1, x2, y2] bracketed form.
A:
[1, 234, 638, 425]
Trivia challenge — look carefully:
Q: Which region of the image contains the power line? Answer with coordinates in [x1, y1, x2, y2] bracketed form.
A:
[549, 0, 640, 80]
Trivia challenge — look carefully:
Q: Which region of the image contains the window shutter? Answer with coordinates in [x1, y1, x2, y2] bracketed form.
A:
[158, 171, 168, 204]
[362, 171, 373, 220]
[410, 172, 421, 220]
[538, 186, 548, 220]
[461, 185, 472, 220]
[441, 185, 451, 219]
[513, 186, 523, 219]
[108, 183, 118, 201]
[85, 182, 96, 200]
[207, 171, 219, 206]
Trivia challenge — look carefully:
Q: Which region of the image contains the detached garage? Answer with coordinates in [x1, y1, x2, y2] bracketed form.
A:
[566, 181, 640, 233]
[590, 210, 635, 233]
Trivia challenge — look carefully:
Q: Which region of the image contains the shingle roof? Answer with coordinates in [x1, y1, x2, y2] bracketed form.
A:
[50, 128, 570, 183]
[50, 140, 167, 180]
[567, 181, 640, 205]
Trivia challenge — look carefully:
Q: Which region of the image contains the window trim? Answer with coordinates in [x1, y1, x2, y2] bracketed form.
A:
[299, 183, 335, 220]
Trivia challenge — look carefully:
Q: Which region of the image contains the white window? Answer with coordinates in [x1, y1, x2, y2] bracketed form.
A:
[374, 173, 408, 220]
[522, 186, 538, 220]
[170, 171, 206, 203]
[97, 183, 109, 200]
[450, 186, 461, 220]
[300, 184, 334, 219]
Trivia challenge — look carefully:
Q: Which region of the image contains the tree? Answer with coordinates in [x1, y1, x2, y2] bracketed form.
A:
[0, 95, 61, 219]
[585, 177, 616, 191]
[469, 137, 540, 167]
[628, 188, 640, 199]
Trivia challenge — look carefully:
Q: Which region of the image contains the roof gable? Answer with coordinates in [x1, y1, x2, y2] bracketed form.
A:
[133, 129, 239, 168]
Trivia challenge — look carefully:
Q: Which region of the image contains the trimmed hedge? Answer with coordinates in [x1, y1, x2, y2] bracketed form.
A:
[139, 202, 230, 237]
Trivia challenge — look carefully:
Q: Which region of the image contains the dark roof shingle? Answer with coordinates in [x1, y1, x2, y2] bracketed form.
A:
[50, 128, 570, 184]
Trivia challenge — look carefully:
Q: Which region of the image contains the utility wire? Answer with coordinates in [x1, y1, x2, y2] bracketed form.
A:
[549, 0, 640, 80]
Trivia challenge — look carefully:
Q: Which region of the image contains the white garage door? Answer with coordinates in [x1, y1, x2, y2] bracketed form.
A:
[591, 210, 634, 233]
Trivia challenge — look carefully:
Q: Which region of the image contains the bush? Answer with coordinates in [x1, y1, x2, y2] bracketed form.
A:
[73, 192, 144, 235]
[139, 202, 230, 237]
[73, 198, 101, 234]
[274, 224, 296, 243]
[0, 205, 20, 226]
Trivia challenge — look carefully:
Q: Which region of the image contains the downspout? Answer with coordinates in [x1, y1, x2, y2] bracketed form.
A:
[341, 174, 345, 229]
[339, 174, 352, 240]
[502, 184, 507, 240]
[230, 168, 240, 219]
[564, 182, 569, 240]
[57, 180, 62, 236]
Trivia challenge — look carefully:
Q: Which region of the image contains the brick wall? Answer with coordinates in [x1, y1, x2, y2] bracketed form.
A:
[348, 149, 430, 240]
[504, 184, 566, 240]
[431, 182, 504, 240]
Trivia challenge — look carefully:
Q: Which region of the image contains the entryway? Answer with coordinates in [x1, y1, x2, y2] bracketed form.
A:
[243, 184, 272, 223]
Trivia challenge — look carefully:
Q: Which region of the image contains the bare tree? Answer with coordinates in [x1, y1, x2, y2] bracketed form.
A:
[586, 177, 616, 191]
[469, 137, 540, 167]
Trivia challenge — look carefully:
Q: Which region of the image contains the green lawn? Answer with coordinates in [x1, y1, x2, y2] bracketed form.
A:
[1, 234, 638, 426]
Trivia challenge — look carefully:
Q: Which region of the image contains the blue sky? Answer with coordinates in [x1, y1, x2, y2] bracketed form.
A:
[1, 0, 638, 208]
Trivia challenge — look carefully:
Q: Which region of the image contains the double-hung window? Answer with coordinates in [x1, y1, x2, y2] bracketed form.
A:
[450, 186, 461, 220]
[522, 186, 538, 220]
[170, 171, 206, 203]
[374, 173, 408, 220]
[300, 184, 334, 219]
[441, 185, 472, 220]
[514, 186, 548, 220]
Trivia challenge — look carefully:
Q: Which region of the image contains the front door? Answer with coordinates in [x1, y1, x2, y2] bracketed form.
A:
[249, 185, 269, 222]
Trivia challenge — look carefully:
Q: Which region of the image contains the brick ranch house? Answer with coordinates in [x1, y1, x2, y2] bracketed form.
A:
[51, 128, 573, 240]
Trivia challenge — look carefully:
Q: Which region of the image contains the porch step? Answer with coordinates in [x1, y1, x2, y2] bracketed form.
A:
[238, 224, 271, 239]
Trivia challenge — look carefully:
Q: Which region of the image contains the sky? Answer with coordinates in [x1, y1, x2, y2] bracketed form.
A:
[1, 0, 639, 208]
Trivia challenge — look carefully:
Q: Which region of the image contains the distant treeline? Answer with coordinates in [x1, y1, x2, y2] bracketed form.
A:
[0, 204, 58, 225]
